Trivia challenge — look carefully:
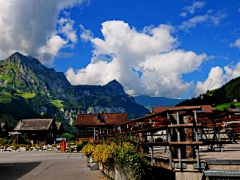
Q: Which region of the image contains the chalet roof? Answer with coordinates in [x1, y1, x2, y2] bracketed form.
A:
[55, 122, 63, 131]
[1, 122, 6, 128]
[224, 107, 240, 113]
[152, 105, 215, 113]
[14, 119, 54, 131]
[201, 105, 215, 113]
[75, 113, 127, 127]
[152, 107, 170, 113]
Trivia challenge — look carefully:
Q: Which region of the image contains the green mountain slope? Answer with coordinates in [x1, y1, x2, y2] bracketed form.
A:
[0, 52, 150, 132]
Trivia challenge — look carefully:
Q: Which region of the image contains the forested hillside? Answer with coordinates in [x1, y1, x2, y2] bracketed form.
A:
[178, 76, 240, 108]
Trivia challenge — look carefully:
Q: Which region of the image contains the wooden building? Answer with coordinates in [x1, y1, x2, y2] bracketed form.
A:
[14, 119, 64, 145]
[74, 113, 127, 141]
[0, 122, 8, 137]
[55, 122, 64, 138]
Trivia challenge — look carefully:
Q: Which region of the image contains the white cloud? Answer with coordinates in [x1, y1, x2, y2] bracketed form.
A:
[195, 67, 224, 95]
[179, 11, 226, 31]
[58, 18, 78, 44]
[224, 62, 240, 80]
[230, 38, 240, 49]
[184, 1, 206, 14]
[180, 1, 205, 17]
[0, 0, 85, 64]
[180, 12, 188, 17]
[195, 62, 240, 96]
[38, 35, 67, 64]
[66, 21, 207, 98]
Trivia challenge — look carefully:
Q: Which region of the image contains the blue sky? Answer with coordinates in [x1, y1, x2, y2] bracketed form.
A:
[0, 0, 240, 99]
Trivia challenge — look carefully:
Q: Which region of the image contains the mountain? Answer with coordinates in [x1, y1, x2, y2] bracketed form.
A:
[177, 76, 240, 107]
[134, 95, 185, 111]
[0, 52, 150, 132]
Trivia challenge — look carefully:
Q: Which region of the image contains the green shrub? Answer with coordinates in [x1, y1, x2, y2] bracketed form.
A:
[77, 141, 88, 152]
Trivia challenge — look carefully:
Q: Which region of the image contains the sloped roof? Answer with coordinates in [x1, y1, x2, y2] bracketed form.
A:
[55, 122, 63, 131]
[75, 113, 127, 127]
[152, 107, 171, 113]
[201, 105, 215, 113]
[152, 105, 215, 113]
[14, 119, 54, 131]
[1, 122, 6, 128]
[224, 107, 240, 113]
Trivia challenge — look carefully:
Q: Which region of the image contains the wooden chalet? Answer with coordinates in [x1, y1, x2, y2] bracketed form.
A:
[55, 122, 64, 138]
[0, 122, 8, 137]
[14, 119, 64, 145]
[74, 113, 127, 141]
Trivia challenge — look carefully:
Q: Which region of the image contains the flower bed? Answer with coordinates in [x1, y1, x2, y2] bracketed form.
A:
[82, 135, 147, 180]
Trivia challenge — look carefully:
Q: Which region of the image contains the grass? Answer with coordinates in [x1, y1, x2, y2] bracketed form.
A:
[214, 102, 240, 111]
[50, 100, 64, 108]
[0, 74, 13, 81]
[0, 91, 12, 103]
[17, 91, 35, 99]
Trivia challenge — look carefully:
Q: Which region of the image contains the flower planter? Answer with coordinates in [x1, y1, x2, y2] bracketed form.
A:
[87, 156, 94, 164]
[99, 162, 135, 180]
[82, 138, 146, 180]
[115, 164, 134, 180]
[99, 163, 115, 179]
[98, 163, 104, 171]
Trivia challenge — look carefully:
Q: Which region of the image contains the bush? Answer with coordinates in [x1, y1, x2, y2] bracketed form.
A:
[76, 141, 88, 152]
[67, 147, 74, 152]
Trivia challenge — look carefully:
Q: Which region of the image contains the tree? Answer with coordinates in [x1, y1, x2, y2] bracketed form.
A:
[0, 109, 3, 118]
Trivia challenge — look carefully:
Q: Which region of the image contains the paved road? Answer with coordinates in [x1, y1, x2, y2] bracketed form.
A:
[0, 151, 107, 180]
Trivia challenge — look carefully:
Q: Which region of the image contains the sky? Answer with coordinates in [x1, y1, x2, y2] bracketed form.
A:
[0, 0, 240, 99]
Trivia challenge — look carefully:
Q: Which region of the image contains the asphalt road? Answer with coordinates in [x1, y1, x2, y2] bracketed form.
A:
[0, 151, 107, 180]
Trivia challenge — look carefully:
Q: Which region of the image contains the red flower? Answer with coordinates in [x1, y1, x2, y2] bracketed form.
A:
[134, 147, 138, 151]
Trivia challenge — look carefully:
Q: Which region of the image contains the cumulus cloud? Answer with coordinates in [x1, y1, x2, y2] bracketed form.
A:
[180, 1, 205, 17]
[179, 10, 226, 31]
[66, 21, 207, 98]
[195, 67, 224, 95]
[0, 0, 85, 64]
[195, 62, 240, 96]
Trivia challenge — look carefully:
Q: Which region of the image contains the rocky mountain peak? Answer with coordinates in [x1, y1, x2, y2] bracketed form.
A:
[105, 79, 125, 95]
[1, 52, 71, 97]
[9, 52, 42, 67]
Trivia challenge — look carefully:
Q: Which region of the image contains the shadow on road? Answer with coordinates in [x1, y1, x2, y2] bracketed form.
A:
[0, 162, 41, 180]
